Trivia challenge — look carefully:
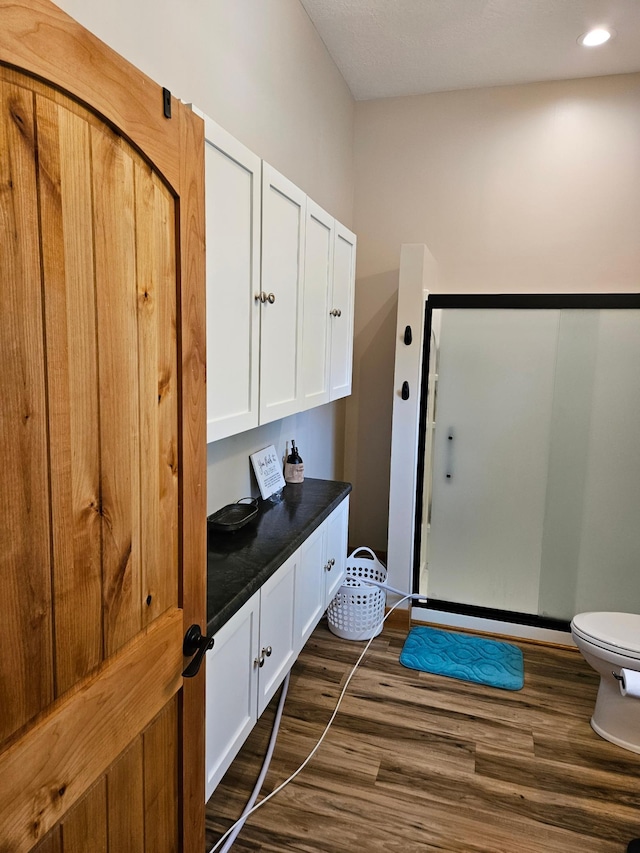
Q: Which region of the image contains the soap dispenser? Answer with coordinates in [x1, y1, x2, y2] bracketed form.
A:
[284, 439, 304, 484]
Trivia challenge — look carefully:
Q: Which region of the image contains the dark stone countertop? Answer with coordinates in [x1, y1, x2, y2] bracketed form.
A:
[207, 478, 351, 636]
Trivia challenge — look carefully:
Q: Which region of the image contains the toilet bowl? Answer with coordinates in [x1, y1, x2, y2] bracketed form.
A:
[571, 612, 640, 754]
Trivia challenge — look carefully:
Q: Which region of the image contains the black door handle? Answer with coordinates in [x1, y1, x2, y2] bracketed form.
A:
[182, 624, 214, 678]
[401, 381, 410, 400]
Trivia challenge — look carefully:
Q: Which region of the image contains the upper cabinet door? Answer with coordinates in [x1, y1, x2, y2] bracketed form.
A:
[203, 116, 261, 442]
[301, 200, 334, 410]
[330, 222, 357, 401]
[260, 164, 306, 425]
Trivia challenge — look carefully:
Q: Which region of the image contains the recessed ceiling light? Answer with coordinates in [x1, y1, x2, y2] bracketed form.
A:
[578, 28, 614, 47]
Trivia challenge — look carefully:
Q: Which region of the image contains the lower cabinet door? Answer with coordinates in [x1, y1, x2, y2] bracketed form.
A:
[324, 496, 350, 608]
[205, 593, 259, 801]
[256, 551, 298, 717]
[294, 523, 326, 653]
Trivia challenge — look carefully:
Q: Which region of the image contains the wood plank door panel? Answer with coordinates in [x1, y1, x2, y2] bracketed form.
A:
[0, 76, 54, 746]
[36, 94, 103, 697]
[0, 2, 206, 850]
[134, 160, 179, 630]
[29, 699, 179, 853]
[92, 122, 144, 657]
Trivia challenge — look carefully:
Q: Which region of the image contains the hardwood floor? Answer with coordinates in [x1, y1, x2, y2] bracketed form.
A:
[206, 620, 640, 852]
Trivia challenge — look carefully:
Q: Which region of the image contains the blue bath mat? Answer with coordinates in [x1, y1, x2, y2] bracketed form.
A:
[400, 626, 524, 691]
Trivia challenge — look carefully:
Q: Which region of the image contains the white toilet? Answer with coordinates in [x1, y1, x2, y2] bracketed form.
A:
[571, 612, 640, 754]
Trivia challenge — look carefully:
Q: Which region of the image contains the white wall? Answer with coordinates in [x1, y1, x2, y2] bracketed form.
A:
[55, 0, 354, 225]
[54, 0, 356, 512]
[346, 72, 640, 553]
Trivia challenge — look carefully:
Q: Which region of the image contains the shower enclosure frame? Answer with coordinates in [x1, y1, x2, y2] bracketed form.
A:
[409, 291, 640, 636]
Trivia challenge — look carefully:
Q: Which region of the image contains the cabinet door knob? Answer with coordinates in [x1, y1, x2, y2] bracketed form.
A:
[330, 308, 342, 317]
[329, 557, 335, 567]
[255, 291, 267, 303]
[263, 645, 273, 657]
[267, 292, 276, 304]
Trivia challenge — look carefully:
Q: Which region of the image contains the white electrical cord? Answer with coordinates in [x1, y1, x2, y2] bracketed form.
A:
[217, 671, 291, 853]
[356, 577, 418, 598]
[208, 588, 426, 853]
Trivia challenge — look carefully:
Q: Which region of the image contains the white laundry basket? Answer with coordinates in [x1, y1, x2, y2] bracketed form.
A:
[327, 547, 387, 641]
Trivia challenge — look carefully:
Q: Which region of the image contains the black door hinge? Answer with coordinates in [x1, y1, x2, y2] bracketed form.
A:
[163, 88, 172, 119]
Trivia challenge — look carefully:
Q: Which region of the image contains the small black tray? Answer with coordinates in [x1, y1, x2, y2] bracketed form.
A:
[208, 497, 259, 532]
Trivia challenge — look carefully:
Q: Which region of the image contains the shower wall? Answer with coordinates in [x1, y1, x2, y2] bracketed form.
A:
[424, 308, 640, 621]
[569, 310, 640, 614]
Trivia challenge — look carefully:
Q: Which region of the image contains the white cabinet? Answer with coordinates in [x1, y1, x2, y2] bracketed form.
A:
[201, 110, 356, 441]
[301, 200, 334, 410]
[323, 496, 350, 606]
[300, 206, 357, 410]
[203, 115, 261, 442]
[294, 497, 349, 650]
[202, 129, 307, 435]
[329, 222, 357, 401]
[204, 592, 259, 800]
[205, 498, 349, 799]
[204, 551, 297, 800]
[256, 550, 297, 716]
[294, 523, 327, 650]
[259, 164, 306, 425]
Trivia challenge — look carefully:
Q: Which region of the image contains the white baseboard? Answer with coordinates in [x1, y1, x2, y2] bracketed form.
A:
[411, 606, 575, 647]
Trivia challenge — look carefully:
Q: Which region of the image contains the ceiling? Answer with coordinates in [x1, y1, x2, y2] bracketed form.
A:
[299, 0, 640, 101]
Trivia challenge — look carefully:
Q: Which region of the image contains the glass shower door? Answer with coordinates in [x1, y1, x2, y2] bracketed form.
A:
[421, 306, 640, 621]
[425, 308, 560, 614]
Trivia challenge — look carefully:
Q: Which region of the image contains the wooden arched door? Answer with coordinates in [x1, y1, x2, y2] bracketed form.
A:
[0, 2, 206, 850]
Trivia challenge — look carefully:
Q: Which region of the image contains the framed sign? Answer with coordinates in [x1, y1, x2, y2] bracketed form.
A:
[250, 445, 286, 500]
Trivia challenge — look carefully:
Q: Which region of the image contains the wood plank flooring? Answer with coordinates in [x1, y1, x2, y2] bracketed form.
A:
[206, 620, 640, 852]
